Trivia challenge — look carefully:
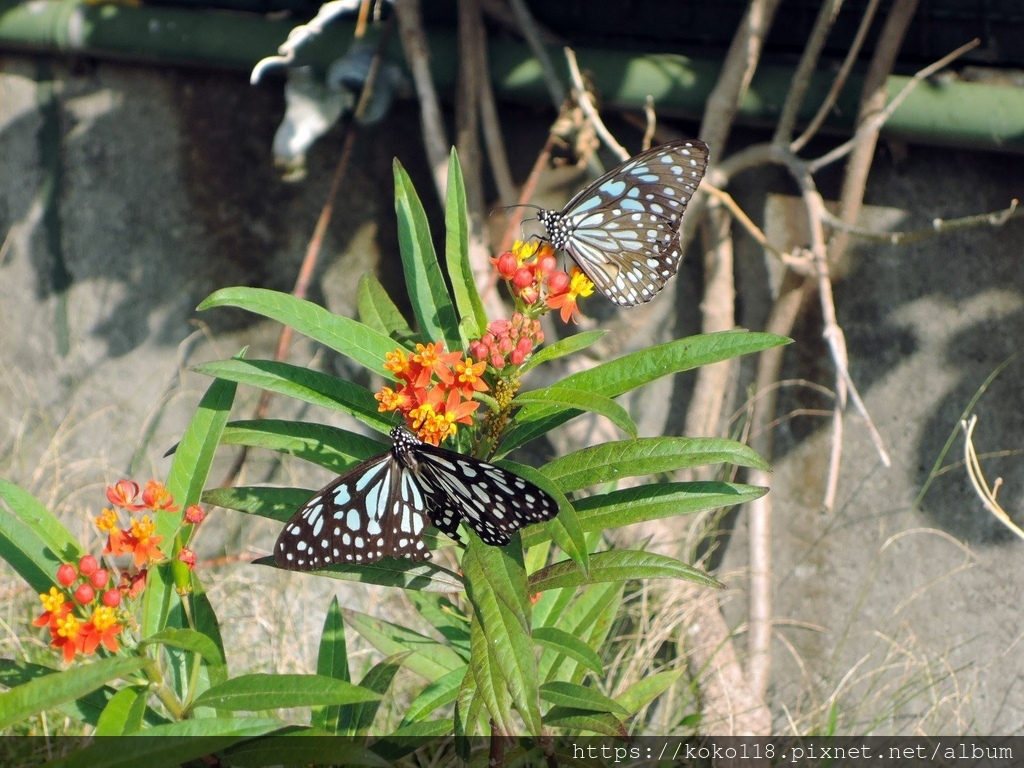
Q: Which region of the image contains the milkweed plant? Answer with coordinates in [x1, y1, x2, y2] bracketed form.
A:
[0, 149, 785, 761]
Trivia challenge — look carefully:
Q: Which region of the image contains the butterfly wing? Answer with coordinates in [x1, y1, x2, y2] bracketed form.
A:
[412, 445, 560, 547]
[541, 139, 709, 306]
[274, 452, 432, 570]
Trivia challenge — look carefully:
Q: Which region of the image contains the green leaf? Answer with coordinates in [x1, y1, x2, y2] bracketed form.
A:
[204, 486, 313, 523]
[540, 681, 629, 716]
[356, 273, 417, 343]
[615, 668, 685, 715]
[542, 706, 628, 738]
[543, 437, 768, 493]
[0, 478, 83, 566]
[0, 504, 65, 596]
[444, 149, 488, 342]
[523, 482, 767, 547]
[514, 386, 637, 439]
[219, 420, 386, 473]
[520, 330, 607, 374]
[371, 718, 456, 762]
[532, 627, 603, 675]
[537, 582, 622, 685]
[222, 733, 391, 768]
[500, 330, 790, 453]
[347, 653, 411, 735]
[393, 159, 460, 350]
[43, 719, 284, 768]
[467, 612, 513, 734]
[402, 666, 467, 724]
[192, 359, 393, 435]
[0, 660, 167, 729]
[312, 596, 351, 734]
[94, 687, 149, 735]
[199, 286, 398, 377]
[343, 608, 467, 682]
[530, 550, 723, 593]
[188, 674, 380, 712]
[0, 656, 149, 730]
[138, 628, 225, 679]
[256, 556, 462, 593]
[462, 536, 543, 734]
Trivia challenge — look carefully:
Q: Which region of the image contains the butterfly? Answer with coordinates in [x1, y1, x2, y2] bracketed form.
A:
[536, 139, 709, 307]
[274, 426, 560, 570]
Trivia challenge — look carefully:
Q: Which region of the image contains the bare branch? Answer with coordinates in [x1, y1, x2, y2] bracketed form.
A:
[564, 47, 629, 161]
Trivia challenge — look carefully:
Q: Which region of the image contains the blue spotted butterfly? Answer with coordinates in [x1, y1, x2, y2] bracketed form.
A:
[537, 139, 709, 306]
[275, 426, 559, 570]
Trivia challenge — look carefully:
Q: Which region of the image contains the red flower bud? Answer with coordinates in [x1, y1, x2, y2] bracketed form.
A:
[90, 569, 109, 589]
[101, 589, 121, 608]
[178, 548, 197, 571]
[490, 353, 505, 369]
[78, 555, 99, 576]
[495, 251, 518, 279]
[537, 253, 557, 275]
[56, 563, 78, 587]
[512, 267, 534, 289]
[547, 270, 570, 294]
[74, 583, 95, 604]
[510, 349, 526, 366]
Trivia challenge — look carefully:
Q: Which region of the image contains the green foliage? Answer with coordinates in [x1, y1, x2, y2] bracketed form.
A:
[0, 148, 787, 756]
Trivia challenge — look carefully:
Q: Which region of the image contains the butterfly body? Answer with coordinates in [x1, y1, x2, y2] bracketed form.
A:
[537, 139, 709, 306]
[274, 426, 559, 570]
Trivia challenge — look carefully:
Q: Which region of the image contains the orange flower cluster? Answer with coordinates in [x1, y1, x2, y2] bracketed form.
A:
[469, 313, 545, 370]
[35, 480, 203, 663]
[491, 240, 595, 324]
[375, 341, 489, 446]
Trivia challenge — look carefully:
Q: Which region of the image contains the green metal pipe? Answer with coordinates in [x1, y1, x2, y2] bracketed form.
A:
[1, 0, 1021, 153]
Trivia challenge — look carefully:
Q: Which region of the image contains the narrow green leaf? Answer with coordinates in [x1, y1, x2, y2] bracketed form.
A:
[312, 596, 351, 734]
[514, 386, 636, 439]
[222, 733, 389, 768]
[357, 273, 417, 343]
[462, 536, 542, 734]
[219, 420, 386, 473]
[520, 330, 608, 373]
[532, 627, 603, 675]
[393, 159, 460, 349]
[543, 437, 768, 493]
[540, 681, 629, 716]
[0, 656, 148, 730]
[347, 653, 410, 735]
[43, 719, 284, 768]
[0, 507, 64, 596]
[192, 359, 393, 435]
[256, 556, 462, 593]
[500, 330, 790, 453]
[492, 459, 587, 573]
[94, 687, 148, 736]
[537, 582, 623, 685]
[199, 286, 397, 377]
[204, 486, 313, 523]
[407, 593, 471, 657]
[402, 666, 467, 724]
[0, 660, 167, 729]
[138, 628, 225, 671]
[371, 718, 456, 762]
[223, 734, 391, 768]
[189, 674, 379, 712]
[542, 706, 628, 738]
[615, 668, 685, 715]
[343, 608, 466, 681]
[444, 149, 488, 341]
[467, 614, 513, 734]
[530, 550, 723, 593]
[521, 482, 767, 547]
[0, 478, 83, 565]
